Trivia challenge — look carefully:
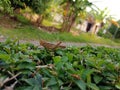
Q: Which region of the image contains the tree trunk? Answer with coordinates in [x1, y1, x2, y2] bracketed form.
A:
[61, 2, 76, 32]
[68, 14, 76, 32]
[36, 15, 44, 26]
[61, 13, 76, 32]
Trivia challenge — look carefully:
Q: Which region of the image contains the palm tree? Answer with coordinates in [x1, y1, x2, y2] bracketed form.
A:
[59, 0, 92, 32]
[89, 7, 109, 34]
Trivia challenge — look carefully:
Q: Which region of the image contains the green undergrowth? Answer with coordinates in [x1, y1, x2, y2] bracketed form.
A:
[0, 40, 120, 90]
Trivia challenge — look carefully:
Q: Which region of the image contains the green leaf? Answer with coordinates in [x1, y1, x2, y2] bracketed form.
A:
[49, 85, 59, 90]
[3, 46, 11, 53]
[86, 58, 97, 68]
[61, 56, 68, 62]
[22, 74, 42, 90]
[62, 87, 71, 90]
[53, 56, 61, 64]
[23, 78, 36, 86]
[33, 85, 41, 90]
[87, 83, 99, 90]
[93, 75, 103, 84]
[46, 77, 57, 87]
[99, 86, 113, 90]
[16, 86, 33, 90]
[58, 79, 63, 86]
[0, 76, 8, 83]
[35, 73, 42, 85]
[74, 80, 86, 90]
[56, 50, 64, 55]
[16, 62, 35, 70]
[65, 62, 73, 69]
[115, 83, 120, 89]
[81, 69, 94, 81]
[66, 53, 73, 61]
[0, 54, 10, 60]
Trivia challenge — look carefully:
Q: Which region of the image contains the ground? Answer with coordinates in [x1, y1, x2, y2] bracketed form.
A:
[0, 14, 19, 28]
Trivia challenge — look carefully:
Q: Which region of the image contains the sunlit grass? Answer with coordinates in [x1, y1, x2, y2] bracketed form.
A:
[0, 13, 119, 46]
[42, 19, 61, 29]
[0, 26, 119, 46]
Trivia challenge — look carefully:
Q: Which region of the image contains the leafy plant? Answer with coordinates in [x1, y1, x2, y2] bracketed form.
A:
[0, 39, 120, 90]
[0, 0, 13, 14]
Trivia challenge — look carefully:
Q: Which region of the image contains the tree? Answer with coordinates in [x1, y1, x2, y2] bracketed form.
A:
[109, 20, 120, 39]
[9, 0, 51, 25]
[60, 0, 92, 32]
[0, 0, 13, 14]
[88, 7, 109, 34]
[28, 0, 51, 25]
[9, 0, 50, 14]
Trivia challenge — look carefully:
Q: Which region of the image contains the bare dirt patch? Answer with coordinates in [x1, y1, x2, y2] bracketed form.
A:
[0, 15, 19, 29]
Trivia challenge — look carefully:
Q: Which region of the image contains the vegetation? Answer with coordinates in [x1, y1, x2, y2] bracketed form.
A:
[0, 0, 13, 14]
[0, 40, 120, 90]
[109, 20, 120, 39]
[0, 1, 120, 90]
[0, 12, 119, 46]
[60, 0, 92, 32]
[0, 25, 120, 46]
[0, 0, 50, 14]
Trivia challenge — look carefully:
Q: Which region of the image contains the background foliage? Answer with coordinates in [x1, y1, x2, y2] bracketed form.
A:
[109, 20, 120, 39]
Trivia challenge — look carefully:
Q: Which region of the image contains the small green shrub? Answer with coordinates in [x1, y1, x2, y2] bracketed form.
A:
[109, 20, 120, 39]
[98, 29, 113, 39]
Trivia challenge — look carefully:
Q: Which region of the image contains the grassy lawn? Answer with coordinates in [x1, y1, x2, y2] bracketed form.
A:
[42, 19, 61, 29]
[0, 25, 120, 46]
[0, 14, 120, 46]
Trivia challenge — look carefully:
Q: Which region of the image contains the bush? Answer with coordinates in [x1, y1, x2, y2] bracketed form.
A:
[98, 29, 113, 39]
[109, 20, 120, 39]
[0, 0, 13, 14]
[9, 0, 50, 14]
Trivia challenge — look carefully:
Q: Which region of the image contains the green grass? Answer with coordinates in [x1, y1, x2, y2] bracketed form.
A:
[15, 14, 30, 25]
[0, 13, 119, 46]
[113, 39, 120, 43]
[42, 19, 61, 29]
[0, 25, 120, 46]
